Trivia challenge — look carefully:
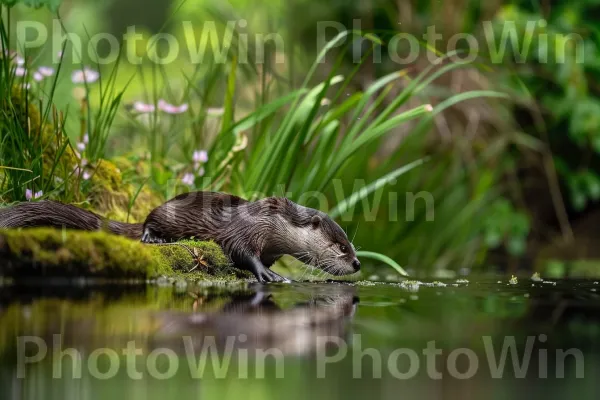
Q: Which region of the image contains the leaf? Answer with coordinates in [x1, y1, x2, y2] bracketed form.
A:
[329, 158, 429, 218]
[355, 251, 408, 276]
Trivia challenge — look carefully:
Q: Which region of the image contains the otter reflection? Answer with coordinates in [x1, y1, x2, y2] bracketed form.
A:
[151, 283, 359, 355]
[0, 283, 358, 357]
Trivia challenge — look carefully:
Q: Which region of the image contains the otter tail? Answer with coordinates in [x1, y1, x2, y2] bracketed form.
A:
[0, 201, 143, 240]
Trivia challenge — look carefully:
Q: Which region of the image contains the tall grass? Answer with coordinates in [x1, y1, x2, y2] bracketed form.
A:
[1, 1, 511, 274]
[0, 8, 67, 202]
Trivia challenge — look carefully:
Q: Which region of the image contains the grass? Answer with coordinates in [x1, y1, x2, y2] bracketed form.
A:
[0, 2, 510, 275]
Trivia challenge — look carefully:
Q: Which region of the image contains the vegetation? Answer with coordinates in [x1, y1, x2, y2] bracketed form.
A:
[0, 227, 240, 280]
[1, 0, 599, 278]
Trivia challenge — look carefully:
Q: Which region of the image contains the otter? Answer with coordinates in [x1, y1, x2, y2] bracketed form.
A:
[0, 191, 360, 282]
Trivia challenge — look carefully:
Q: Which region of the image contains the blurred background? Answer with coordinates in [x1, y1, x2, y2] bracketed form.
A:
[1, 0, 599, 277]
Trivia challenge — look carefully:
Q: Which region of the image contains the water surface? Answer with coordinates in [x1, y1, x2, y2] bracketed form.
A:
[1, 278, 599, 399]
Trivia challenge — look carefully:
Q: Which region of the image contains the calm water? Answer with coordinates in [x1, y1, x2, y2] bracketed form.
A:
[1, 278, 599, 399]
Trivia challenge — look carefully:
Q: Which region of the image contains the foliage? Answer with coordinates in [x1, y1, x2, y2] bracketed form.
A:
[497, 2, 600, 214]
[0, 227, 236, 280]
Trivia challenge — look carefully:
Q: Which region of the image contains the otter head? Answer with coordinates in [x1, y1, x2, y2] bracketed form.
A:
[300, 210, 360, 276]
[264, 198, 360, 276]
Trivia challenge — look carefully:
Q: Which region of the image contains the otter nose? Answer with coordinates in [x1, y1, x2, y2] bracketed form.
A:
[352, 258, 361, 272]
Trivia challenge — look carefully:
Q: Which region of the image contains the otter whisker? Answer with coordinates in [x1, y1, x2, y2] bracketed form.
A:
[351, 222, 359, 243]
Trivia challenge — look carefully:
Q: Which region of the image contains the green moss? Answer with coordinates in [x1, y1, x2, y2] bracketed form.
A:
[148, 240, 250, 281]
[0, 228, 242, 281]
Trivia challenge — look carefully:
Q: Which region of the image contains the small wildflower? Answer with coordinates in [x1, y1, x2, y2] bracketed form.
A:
[509, 275, 518, 285]
[132, 101, 156, 113]
[82, 171, 91, 180]
[158, 99, 188, 114]
[15, 55, 25, 65]
[25, 189, 43, 201]
[425, 104, 433, 112]
[531, 272, 542, 282]
[33, 71, 44, 82]
[15, 66, 26, 77]
[181, 173, 195, 186]
[83, 133, 89, 144]
[71, 68, 99, 84]
[21, 83, 31, 90]
[196, 166, 205, 177]
[320, 98, 331, 106]
[76, 142, 86, 152]
[192, 150, 208, 163]
[38, 66, 55, 77]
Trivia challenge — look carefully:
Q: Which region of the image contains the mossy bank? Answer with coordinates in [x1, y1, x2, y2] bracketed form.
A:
[0, 228, 250, 282]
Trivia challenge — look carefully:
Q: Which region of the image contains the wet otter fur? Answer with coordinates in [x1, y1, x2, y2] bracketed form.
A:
[0, 191, 360, 282]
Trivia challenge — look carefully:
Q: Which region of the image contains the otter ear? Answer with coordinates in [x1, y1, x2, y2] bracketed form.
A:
[311, 215, 322, 228]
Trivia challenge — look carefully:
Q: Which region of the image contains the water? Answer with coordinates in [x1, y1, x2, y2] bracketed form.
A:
[1, 278, 599, 399]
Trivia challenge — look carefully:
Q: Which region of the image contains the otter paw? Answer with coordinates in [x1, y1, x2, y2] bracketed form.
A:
[141, 229, 166, 244]
[257, 269, 291, 284]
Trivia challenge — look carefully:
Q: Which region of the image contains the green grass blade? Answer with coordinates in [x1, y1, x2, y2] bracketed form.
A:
[329, 157, 429, 218]
[356, 251, 408, 276]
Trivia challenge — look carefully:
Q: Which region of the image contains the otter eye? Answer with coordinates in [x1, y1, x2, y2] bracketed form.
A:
[339, 244, 348, 253]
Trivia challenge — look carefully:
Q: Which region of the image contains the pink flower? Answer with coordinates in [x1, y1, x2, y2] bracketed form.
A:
[181, 173, 195, 186]
[83, 171, 91, 180]
[158, 99, 188, 114]
[196, 166, 205, 177]
[133, 101, 156, 113]
[71, 68, 99, 84]
[33, 71, 43, 82]
[76, 142, 86, 152]
[25, 189, 43, 201]
[83, 133, 89, 144]
[38, 66, 55, 77]
[15, 55, 25, 66]
[192, 150, 208, 163]
[15, 67, 26, 77]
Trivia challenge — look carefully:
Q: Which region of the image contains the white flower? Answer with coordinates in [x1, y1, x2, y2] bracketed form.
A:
[25, 189, 42, 201]
[38, 66, 55, 77]
[71, 68, 99, 84]
[192, 150, 208, 164]
[83, 171, 91, 180]
[132, 101, 156, 113]
[181, 173, 195, 186]
[76, 142, 86, 152]
[158, 99, 188, 114]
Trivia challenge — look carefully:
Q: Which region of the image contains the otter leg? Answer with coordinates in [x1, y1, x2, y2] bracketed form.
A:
[244, 256, 291, 283]
[141, 228, 166, 244]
